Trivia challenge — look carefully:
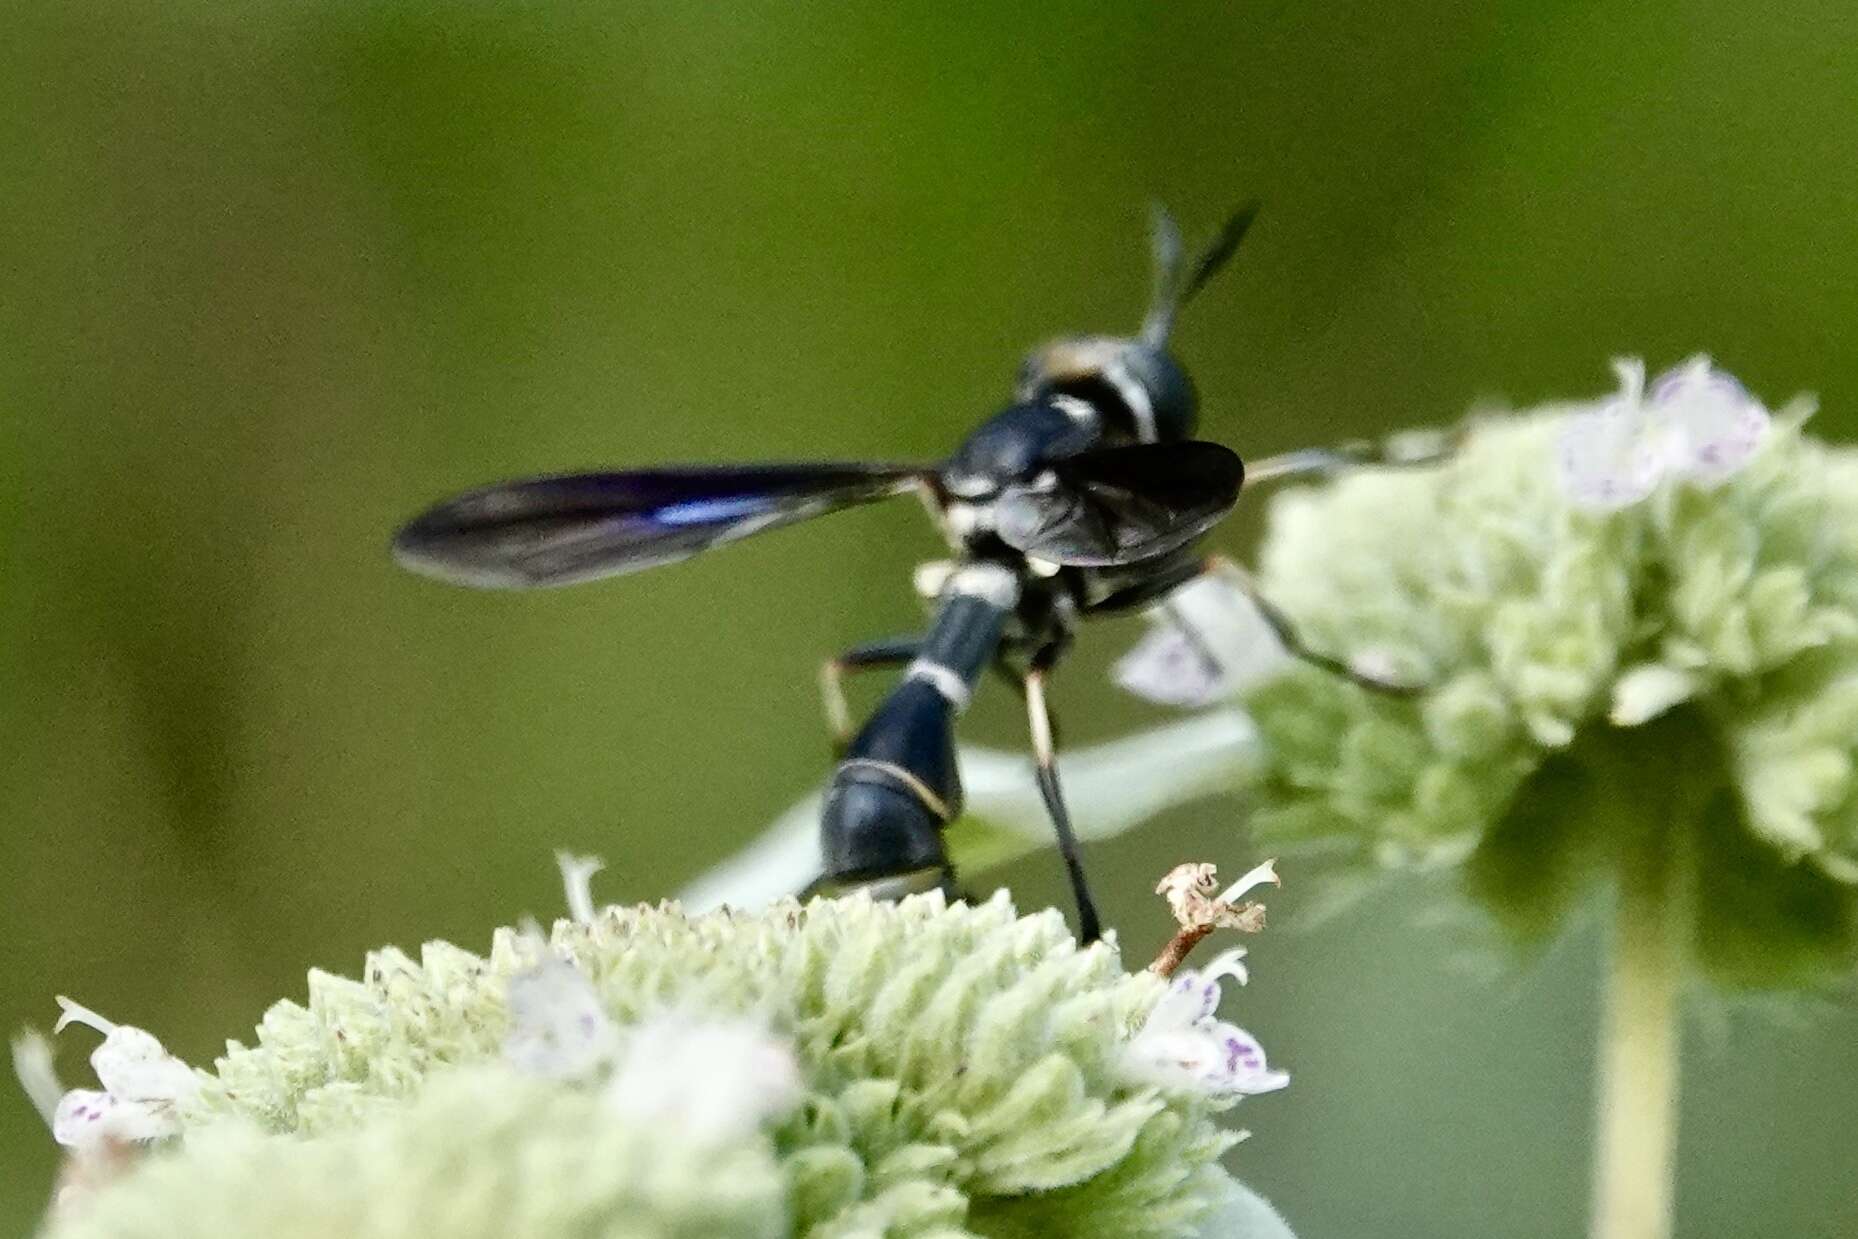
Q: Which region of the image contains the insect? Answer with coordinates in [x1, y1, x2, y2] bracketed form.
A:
[393, 206, 1440, 944]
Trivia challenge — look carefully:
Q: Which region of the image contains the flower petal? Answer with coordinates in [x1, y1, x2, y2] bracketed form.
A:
[604, 1013, 802, 1145]
[1122, 1018, 1287, 1097]
[12, 1030, 63, 1130]
[1115, 624, 1230, 707]
[1210, 1021, 1291, 1095]
[1147, 970, 1223, 1032]
[503, 957, 619, 1080]
[1558, 401, 1664, 511]
[1196, 946, 1252, 989]
[53, 997, 117, 1038]
[555, 852, 605, 925]
[1216, 859, 1280, 905]
[1115, 574, 1295, 708]
[90, 1027, 198, 1104]
[1650, 356, 1770, 486]
[52, 1090, 180, 1147]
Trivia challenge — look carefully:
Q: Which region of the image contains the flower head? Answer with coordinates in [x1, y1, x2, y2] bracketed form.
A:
[1220, 359, 1857, 983]
[36, 888, 1279, 1239]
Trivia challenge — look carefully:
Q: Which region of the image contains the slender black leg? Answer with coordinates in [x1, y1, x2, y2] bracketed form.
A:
[819, 636, 922, 755]
[1022, 659, 1103, 945]
[1204, 556, 1423, 696]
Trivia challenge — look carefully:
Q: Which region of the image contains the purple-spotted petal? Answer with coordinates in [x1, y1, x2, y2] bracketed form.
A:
[1558, 401, 1665, 511]
[503, 957, 619, 1080]
[52, 1090, 178, 1147]
[1650, 357, 1769, 485]
[1121, 1020, 1289, 1097]
[1148, 971, 1222, 1033]
[1210, 1021, 1290, 1095]
[52, 1090, 121, 1146]
[1124, 946, 1287, 1098]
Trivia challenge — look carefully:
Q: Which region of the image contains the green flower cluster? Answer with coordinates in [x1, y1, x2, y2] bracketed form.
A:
[1241, 401, 1858, 983]
[45, 892, 1276, 1239]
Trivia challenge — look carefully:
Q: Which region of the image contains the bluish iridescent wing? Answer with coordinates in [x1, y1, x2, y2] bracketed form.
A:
[393, 463, 926, 588]
[993, 441, 1244, 567]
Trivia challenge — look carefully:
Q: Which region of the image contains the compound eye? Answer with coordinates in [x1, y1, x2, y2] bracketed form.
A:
[1110, 345, 1198, 442]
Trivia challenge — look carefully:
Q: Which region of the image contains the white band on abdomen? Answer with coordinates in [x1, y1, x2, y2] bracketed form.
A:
[906, 658, 973, 711]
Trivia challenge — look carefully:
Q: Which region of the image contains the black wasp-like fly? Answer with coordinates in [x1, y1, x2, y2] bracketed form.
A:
[393, 205, 1445, 944]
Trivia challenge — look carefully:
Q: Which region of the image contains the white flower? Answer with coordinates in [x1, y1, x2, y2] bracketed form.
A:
[604, 1012, 803, 1146]
[1558, 355, 1770, 511]
[1115, 572, 1294, 707]
[504, 854, 620, 1078]
[555, 851, 605, 925]
[503, 952, 620, 1080]
[1121, 949, 1288, 1097]
[1217, 858, 1283, 905]
[45, 998, 199, 1148]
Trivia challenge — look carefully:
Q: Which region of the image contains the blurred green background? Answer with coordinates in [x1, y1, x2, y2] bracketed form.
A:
[4, 1, 1856, 1234]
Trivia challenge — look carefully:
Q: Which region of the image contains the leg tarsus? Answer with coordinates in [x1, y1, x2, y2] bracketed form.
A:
[1204, 556, 1424, 696]
[1243, 423, 1464, 488]
[1024, 667, 1103, 944]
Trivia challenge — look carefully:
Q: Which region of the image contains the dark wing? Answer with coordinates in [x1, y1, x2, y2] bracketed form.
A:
[993, 441, 1244, 566]
[393, 462, 926, 588]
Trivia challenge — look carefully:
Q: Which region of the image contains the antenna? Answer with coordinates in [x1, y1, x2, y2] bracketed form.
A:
[1139, 201, 1261, 348]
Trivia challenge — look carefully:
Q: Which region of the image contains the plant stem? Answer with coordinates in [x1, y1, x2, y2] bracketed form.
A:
[1589, 826, 1687, 1239]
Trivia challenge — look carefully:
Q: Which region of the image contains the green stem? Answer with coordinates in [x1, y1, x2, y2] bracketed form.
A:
[1589, 827, 1687, 1239]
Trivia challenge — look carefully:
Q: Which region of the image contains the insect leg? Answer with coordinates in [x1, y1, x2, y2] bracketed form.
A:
[1243, 424, 1464, 488]
[1022, 652, 1104, 945]
[820, 637, 924, 755]
[1203, 556, 1423, 696]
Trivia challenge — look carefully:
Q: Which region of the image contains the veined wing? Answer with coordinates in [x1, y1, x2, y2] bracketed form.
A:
[993, 441, 1244, 567]
[393, 462, 926, 588]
